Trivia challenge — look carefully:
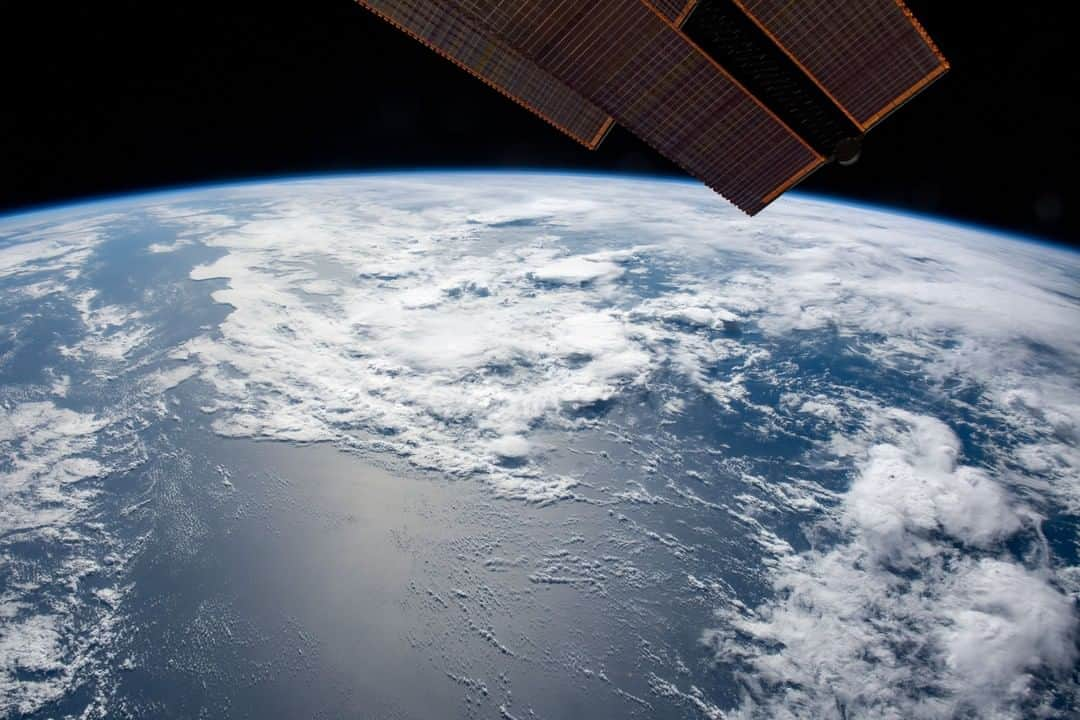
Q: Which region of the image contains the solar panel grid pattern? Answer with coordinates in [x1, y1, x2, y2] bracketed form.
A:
[355, 0, 614, 147]
[454, 0, 822, 212]
[733, 0, 946, 128]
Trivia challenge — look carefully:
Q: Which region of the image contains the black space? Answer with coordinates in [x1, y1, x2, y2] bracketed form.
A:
[1, 2, 1076, 245]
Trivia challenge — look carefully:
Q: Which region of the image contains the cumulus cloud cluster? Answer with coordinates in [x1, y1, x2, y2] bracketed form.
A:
[710, 411, 1076, 718]
[175, 180, 759, 502]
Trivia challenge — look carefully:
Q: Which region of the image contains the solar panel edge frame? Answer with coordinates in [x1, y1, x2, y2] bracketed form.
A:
[859, 0, 950, 129]
[674, 0, 701, 25]
[728, 0, 949, 132]
[589, 117, 617, 149]
[894, 0, 950, 67]
[759, 155, 825, 208]
[354, 0, 616, 150]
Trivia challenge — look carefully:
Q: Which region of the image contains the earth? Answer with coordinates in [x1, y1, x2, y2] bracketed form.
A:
[0, 172, 1077, 719]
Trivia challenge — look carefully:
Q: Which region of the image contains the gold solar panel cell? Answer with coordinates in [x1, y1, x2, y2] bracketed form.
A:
[452, 0, 824, 213]
[731, 0, 948, 129]
[355, 0, 615, 148]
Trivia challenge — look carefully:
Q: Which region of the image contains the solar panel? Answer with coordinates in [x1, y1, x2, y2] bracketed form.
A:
[355, 0, 614, 148]
[452, 0, 823, 213]
[357, 0, 945, 214]
[682, 1, 862, 159]
[730, 0, 948, 128]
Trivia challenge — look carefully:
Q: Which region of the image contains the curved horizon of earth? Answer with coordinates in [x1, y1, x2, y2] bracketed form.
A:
[0, 172, 1077, 719]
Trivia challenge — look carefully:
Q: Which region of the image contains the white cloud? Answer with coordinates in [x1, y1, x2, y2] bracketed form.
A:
[707, 410, 1076, 719]
[175, 179, 697, 502]
[488, 434, 531, 459]
[58, 290, 152, 363]
[0, 401, 136, 717]
[530, 255, 624, 285]
[943, 559, 1075, 700]
[0, 402, 107, 532]
[848, 410, 1023, 560]
[0, 615, 67, 714]
[0, 214, 119, 283]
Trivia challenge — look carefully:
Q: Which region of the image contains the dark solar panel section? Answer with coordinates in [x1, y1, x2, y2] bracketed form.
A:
[355, 0, 614, 148]
[455, 0, 824, 213]
[683, 0, 861, 159]
[732, 0, 948, 128]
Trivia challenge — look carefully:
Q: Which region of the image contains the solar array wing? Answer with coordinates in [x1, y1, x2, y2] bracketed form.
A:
[450, 0, 824, 214]
[730, 0, 949, 128]
[352, 0, 705, 150]
[355, 0, 945, 214]
[355, 0, 614, 148]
